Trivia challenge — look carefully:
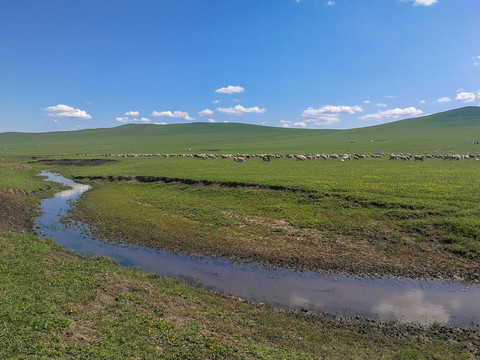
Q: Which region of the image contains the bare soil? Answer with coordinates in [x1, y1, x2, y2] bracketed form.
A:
[222, 213, 480, 282]
[31, 158, 117, 166]
[0, 188, 35, 233]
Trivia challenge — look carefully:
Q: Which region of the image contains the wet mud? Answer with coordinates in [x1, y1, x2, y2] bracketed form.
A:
[0, 188, 35, 233]
[30, 159, 117, 166]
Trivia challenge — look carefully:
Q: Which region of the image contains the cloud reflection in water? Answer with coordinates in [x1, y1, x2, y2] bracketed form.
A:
[56, 184, 91, 198]
[373, 289, 450, 324]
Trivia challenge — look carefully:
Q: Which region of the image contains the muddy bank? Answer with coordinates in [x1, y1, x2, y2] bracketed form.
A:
[30, 158, 117, 166]
[75, 216, 480, 283]
[72, 174, 315, 193]
[0, 188, 36, 233]
[275, 309, 479, 355]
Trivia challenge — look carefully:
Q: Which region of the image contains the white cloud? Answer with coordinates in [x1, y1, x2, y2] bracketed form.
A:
[436, 96, 451, 103]
[376, 103, 387, 107]
[116, 111, 151, 124]
[363, 100, 370, 104]
[402, 0, 438, 6]
[326, 1, 335, 5]
[44, 104, 91, 119]
[419, 100, 426, 104]
[116, 117, 138, 123]
[154, 122, 167, 125]
[473, 56, 480, 66]
[216, 104, 266, 115]
[414, 0, 438, 5]
[213, 99, 220, 104]
[455, 92, 476, 103]
[116, 116, 150, 124]
[281, 120, 307, 128]
[360, 107, 423, 121]
[301, 105, 363, 125]
[59, 125, 83, 132]
[293, 121, 307, 128]
[373, 290, 449, 324]
[207, 119, 216, 123]
[199, 108, 214, 116]
[214, 85, 245, 94]
[151, 110, 195, 121]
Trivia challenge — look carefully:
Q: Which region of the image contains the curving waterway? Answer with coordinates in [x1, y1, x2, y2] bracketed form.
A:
[36, 171, 480, 327]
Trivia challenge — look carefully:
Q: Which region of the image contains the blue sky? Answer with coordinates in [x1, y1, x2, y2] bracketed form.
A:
[1, 0, 479, 133]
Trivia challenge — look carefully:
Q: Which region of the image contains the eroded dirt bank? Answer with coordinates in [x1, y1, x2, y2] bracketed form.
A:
[0, 188, 36, 233]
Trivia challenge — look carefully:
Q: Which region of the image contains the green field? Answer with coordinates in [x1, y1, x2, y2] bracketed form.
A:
[1, 106, 480, 155]
[2, 107, 480, 358]
[48, 155, 479, 281]
[2, 231, 477, 359]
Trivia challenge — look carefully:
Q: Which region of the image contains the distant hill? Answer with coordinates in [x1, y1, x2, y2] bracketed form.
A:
[1, 106, 480, 155]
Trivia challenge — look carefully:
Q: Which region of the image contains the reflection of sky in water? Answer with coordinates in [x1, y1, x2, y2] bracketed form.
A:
[37, 171, 480, 327]
[56, 184, 91, 198]
[373, 289, 450, 324]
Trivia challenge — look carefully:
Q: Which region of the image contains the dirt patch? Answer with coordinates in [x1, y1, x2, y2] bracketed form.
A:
[6, 165, 32, 172]
[50, 249, 82, 262]
[220, 213, 480, 282]
[0, 188, 35, 233]
[63, 320, 97, 346]
[31, 159, 117, 166]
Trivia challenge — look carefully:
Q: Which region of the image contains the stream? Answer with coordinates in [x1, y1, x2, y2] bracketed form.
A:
[35, 171, 480, 327]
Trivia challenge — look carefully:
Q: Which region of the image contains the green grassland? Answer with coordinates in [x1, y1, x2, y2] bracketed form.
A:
[2, 107, 480, 357]
[1, 107, 480, 155]
[1, 231, 478, 359]
[53, 155, 480, 280]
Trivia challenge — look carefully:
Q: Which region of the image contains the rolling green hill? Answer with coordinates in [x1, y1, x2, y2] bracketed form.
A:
[1, 107, 480, 155]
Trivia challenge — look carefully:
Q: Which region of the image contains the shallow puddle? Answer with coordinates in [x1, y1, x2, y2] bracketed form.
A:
[36, 171, 480, 327]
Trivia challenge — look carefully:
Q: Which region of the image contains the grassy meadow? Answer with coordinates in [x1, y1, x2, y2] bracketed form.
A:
[1, 107, 480, 155]
[47, 155, 480, 280]
[2, 231, 477, 359]
[1, 107, 480, 358]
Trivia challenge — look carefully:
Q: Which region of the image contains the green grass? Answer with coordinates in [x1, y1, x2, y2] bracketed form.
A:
[0, 159, 55, 193]
[1, 127, 480, 358]
[63, 157, 480, 279]
[1, 106, 480, 155]
[1, 231, 476, 359]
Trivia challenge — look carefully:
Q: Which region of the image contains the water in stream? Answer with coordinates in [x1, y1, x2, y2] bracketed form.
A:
[36, 171, 480, 327]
